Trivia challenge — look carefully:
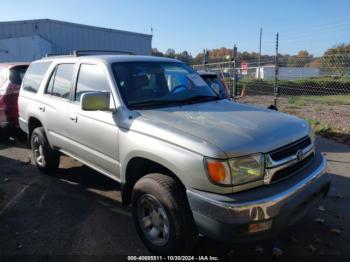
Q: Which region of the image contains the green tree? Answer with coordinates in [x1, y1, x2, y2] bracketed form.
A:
[320, 43, 350, 76]
[165, 48, 176, 58]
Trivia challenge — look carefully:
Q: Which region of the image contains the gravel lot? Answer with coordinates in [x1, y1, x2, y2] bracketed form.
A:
[237, 95, 350, 134]
[1, 137, 350, 260]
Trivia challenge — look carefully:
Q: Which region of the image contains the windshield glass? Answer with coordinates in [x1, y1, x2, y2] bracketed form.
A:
[112, 62, 218, 108]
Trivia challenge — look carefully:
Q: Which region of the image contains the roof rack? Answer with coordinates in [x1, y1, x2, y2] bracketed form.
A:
[44, 53, 73, 58]
[72, 50, 135, 56]
[44, 50, 135, 58]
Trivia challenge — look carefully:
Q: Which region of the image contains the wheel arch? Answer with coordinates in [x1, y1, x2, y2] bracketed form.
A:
[28, 116, 43, 148]
[121, 156, 185, 206]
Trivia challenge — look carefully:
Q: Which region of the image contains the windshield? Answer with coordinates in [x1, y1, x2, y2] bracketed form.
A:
[112, 62, 219, 108]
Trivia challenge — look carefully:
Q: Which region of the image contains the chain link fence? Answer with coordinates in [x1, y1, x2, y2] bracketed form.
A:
[192, 51, 350, 144]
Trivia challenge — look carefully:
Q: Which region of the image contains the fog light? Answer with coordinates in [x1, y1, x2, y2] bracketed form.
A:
[248, 220, 272, 234]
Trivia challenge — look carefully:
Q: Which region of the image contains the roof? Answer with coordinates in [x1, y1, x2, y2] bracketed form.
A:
[0, 19, 152, 38]
[39, 54, 181, 64]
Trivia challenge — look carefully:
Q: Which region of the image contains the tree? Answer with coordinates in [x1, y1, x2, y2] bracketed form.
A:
[152, 48, 164, 57]
[320, 43, 350, 76]
[287, 50, 313, 67]
[176, 51, 192, 64]
[165, 48, 176, 58]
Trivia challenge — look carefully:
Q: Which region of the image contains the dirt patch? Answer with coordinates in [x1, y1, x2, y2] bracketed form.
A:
[237, 95, 350, 146]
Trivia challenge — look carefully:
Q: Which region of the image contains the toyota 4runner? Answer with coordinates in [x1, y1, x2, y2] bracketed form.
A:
[18, 53, 331, 255]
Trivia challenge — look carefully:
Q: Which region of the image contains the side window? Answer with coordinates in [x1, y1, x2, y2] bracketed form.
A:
[22, 62, 52, 93]
[50, 64, 75, 99]
[75, 64, 111, 102]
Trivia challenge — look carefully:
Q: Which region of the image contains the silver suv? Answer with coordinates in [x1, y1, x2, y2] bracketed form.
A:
[18, 54, 331, 254]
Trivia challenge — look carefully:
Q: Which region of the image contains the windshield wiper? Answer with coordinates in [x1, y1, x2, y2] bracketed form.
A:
[128, 99, 184, 108]
[181, 95, 221, 103]
[128, 95, 221, 108]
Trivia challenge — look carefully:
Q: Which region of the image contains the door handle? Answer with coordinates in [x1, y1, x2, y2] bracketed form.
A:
[69, 115, 78, 122]
[38, 106, 45, 112]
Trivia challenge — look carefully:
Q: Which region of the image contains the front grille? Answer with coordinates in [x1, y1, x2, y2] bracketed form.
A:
[270, 153, 314, 183]
[269, 136, 312, 161]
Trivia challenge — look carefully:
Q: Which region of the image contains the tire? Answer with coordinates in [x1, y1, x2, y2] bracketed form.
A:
[132, 173, 197, 255]
[31, 127, 60, 173]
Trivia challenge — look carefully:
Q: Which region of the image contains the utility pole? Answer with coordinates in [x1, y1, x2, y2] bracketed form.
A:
[258, 28, 262, 79]
[232, 44, 238, 98]
[203, 49, 209, 69]
[273, 33, 279, 107]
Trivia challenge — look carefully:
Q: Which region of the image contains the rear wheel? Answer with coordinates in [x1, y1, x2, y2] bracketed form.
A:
[132, 173, 197, 255]
[31, 127, 60, 173]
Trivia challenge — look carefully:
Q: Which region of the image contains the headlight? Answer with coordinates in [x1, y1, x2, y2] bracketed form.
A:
[229, 154, 264, 185]
[205, 154, 264, 186]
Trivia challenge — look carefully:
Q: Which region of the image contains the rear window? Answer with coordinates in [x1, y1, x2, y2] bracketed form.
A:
[22, 62, 52, 93]
[9, 66, 28, 85]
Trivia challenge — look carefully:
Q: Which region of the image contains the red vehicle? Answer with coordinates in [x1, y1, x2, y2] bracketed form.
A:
[0, 63, 29, 140]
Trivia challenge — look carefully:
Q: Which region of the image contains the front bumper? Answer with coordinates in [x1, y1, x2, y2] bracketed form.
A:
[187, 152, 331, 242]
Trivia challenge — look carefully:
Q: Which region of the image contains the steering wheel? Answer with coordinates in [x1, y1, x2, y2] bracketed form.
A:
[170, 84, 187, 93]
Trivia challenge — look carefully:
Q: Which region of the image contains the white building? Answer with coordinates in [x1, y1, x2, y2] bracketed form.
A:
[256, 65, 320, 80]
[0, 19, 152, 62]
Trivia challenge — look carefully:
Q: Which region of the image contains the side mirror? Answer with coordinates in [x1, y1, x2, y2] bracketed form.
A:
[81, 92, 110, 111]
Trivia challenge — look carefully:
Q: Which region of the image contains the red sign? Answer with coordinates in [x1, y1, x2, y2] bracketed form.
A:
[241, 62, 248, 75]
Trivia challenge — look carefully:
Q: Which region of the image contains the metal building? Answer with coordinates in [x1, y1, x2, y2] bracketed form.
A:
[0, 19, 152, 62]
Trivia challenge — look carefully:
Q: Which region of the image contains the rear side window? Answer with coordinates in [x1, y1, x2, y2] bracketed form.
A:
[75, 64, 111, 102]
[9, 66, 28, 85]
[48, 64, 75, 99]
[22, 62, 52, 93]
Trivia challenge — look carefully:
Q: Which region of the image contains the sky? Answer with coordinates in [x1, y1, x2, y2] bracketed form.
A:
[0, 0, 349, 56]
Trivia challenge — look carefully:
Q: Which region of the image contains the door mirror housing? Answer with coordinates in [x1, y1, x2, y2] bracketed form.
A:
[81, 92, 110, 111]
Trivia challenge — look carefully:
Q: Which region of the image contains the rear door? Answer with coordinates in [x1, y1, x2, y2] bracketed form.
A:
[65, 63, 120, 178]
[42, 63, 77, 149]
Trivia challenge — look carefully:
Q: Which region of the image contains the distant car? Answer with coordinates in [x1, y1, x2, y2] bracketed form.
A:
[0, 63, 29, 139]
[198, 70, 229, 98]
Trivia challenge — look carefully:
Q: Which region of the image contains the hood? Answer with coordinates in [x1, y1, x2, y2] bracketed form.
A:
[121, 100, 309, 158]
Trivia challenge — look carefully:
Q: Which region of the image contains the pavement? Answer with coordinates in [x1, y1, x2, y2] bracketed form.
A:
[0, 136, 349, 260]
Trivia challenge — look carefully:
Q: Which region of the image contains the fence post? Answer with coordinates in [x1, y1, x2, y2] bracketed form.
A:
[273, 33, 279, 107]
[232, 45, 238, 98]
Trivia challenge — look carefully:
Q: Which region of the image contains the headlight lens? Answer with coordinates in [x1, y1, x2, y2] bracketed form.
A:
[205, 154, 264, 186]
[229, 154, 264, 185]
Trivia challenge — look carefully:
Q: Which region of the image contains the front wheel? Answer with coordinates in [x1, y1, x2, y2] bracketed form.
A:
[132, 174, 197, 255]
[31, 127, 60, 174]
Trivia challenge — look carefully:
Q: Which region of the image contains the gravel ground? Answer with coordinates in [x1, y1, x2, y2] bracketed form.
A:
[237, 95, 350, 132]
[0, 137, 350, 261]
[237, 95, 350, 147]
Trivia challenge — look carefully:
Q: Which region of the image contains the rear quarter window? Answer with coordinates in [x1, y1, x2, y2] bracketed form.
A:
[22, 61, 52, 93]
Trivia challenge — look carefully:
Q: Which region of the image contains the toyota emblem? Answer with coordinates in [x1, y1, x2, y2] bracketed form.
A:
[296, 149, 304, 161]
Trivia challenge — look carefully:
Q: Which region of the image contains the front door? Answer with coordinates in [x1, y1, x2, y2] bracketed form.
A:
[65, 63, 120, 179]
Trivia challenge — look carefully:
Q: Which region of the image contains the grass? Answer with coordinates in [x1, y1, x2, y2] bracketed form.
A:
[306, 119, 334, 135]
[288, 95, 350, 106]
